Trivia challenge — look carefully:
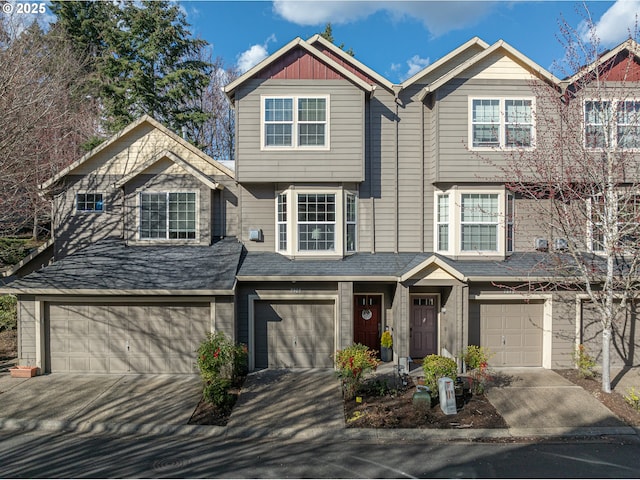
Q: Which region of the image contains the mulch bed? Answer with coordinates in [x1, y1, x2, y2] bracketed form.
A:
[344, 376, 508, 429]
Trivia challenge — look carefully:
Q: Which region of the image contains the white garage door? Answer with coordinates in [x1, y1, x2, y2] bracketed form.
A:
[477, 301, 543, 367]
[254, 300, 335, 368]
[47, 302, 210, 374]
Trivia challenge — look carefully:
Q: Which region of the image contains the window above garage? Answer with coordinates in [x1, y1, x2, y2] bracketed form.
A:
[139, 192, 197, 240]
[276, 187, 357, 257]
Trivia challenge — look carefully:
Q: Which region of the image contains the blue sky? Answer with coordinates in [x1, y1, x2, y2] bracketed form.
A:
[182, 0, 640, 82]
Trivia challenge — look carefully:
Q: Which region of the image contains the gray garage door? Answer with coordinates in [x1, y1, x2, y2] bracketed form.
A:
[475, 301, 543, 367]
[254, 300, 334, 368]
[47, 302, 210, 374]
[582, 301, 640, 367]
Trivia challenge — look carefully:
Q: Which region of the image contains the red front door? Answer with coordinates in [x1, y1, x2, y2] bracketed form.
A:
[354, 295, 381, 352]
[410, 296, 438, 358]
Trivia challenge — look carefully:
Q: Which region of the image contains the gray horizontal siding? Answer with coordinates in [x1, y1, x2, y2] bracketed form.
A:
[435, 79, 545, 183]
[236, 79, 365, 182]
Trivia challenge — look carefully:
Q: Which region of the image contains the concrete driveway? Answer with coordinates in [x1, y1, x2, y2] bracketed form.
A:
[0, 373, 202, 434]
[485, 368, 629, 435]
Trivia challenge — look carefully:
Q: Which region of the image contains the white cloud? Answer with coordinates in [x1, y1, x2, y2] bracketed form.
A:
[402, 54, 430, 80]
[273, 0, 495, 36]
[236, 35, 277, 73]
[583, 0, 640, 47]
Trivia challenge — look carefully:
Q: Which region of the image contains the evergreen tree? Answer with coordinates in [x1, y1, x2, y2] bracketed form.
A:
[51, 0, 211, 137]
[320, 23, 354, 56]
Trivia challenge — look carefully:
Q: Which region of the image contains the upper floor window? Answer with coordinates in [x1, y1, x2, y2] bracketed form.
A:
[435, 189, 512, 256]
[588, 193, 640, 252]
[262, 96, 328, 149]
[140, 192, 196, 240]
[585, 100, 640, 149]
[470, 98, 534, 149]
[76, 193, 103, 213]
[276, 188, 356, 256]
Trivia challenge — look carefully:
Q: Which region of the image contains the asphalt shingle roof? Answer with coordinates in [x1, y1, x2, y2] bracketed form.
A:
[5, 237, 243, 292]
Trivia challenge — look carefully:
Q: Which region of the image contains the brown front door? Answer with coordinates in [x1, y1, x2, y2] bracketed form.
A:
[354, 295, 381, 352]
[410, 296, 438, 358]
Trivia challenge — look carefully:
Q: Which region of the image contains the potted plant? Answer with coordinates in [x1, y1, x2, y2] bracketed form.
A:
[380, 330, 393, 362]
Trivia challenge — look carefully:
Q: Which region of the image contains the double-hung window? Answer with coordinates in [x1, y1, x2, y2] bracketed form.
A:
[589, 193, 640, 252]
[461, 193, 499, 251]
[140, 192, 196, 240]
[298, 193, 335, 251]
[263, 96, 328, 148]
[471, 98, 534, 148]
[436, 194, 450, 251]
[585, 100, 640, 149]
[76, 193, 104, 213]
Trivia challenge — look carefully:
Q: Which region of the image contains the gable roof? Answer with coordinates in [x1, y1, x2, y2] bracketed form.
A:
[40, 115, 234, 192]
[114, 149, 221, 190]
[223, 37, 375, 103]
[401, 36, 490, 90]
[306, 34, 395, 92]
[562, 38, 640, 87]
[417, 39, 561, 101]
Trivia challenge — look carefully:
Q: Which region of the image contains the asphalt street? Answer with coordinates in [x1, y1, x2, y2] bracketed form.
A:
[0, 430, 638, 478]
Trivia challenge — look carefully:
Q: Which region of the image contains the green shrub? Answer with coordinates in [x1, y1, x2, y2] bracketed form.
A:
[462, 345, 492, 370]
[380, 331, 393, 348]
[334, 343, 379, 399]
[624, 387, 640, 412]
[572, 344, 596, 379]
[196, 332, 247, 407]
[422, 354, 458, 393]
[0, 295, 17, 331]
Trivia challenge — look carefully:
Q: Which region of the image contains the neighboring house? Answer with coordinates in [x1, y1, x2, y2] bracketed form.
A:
[2, 35, 639, 374]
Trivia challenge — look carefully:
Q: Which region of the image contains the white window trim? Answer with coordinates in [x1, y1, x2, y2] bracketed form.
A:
[434, 187, 509, 257]
[469, 96, 536, 151]
[136, 190, 199, 242]
[261, 95, 330, 151]
[345, 192, 357, 253]
[587, 192, 640, 254]
[75, 192, 105, 214]
[275, 187, 357, 257]
[583, 98, 640, 151]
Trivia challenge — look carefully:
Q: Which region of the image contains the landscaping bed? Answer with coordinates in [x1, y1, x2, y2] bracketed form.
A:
[343, 376, 508, 429]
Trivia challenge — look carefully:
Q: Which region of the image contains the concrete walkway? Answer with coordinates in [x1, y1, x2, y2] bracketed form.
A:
[0, 367, 638, 441]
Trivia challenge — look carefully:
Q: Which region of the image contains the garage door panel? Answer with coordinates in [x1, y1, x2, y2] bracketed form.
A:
[477, 301, 543, 367]
[48, 302, 209, 374]
[255, 300, 334, 369]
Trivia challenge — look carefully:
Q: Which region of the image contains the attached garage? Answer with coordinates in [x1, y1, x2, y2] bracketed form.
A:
[471, 301, 544, 367]
[46, 302, 211, 374]
[253, 300, 335, 369]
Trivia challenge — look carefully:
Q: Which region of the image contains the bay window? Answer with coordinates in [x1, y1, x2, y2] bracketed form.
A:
[275, 189, 356, 256]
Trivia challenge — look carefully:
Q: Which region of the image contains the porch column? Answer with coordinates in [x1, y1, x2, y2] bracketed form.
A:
[338, 282, 353, 350]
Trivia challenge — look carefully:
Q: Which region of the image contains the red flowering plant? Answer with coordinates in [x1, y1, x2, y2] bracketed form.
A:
[334, 343, 380, 399]
[196, 332, 247, 406]
[462, 345, 493, 394]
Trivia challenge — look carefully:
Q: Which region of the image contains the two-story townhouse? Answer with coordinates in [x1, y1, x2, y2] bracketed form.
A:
[3, 35, 639, 375]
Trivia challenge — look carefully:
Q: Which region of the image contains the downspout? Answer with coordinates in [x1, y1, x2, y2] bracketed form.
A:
[368, 91, 375, 253]
[421, 94, 425, 253]
[393, 87, 402, 254]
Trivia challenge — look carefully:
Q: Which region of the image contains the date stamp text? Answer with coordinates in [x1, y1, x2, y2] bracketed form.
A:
[2, 2, 47, 14]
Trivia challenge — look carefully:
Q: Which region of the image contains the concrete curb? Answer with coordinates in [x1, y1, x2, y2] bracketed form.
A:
[1, 416, 637, 442]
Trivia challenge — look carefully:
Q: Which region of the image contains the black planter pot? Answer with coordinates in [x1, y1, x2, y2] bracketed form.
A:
[380, 346, 393, 362]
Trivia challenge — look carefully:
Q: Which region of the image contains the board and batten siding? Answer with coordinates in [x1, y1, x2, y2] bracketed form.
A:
[235, 79, 365, 183]
[434, 76, 542, 183]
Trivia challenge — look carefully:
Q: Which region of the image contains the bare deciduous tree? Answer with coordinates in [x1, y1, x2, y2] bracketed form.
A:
[0, 21, 99, 238]
[499, 11, 640, 393]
